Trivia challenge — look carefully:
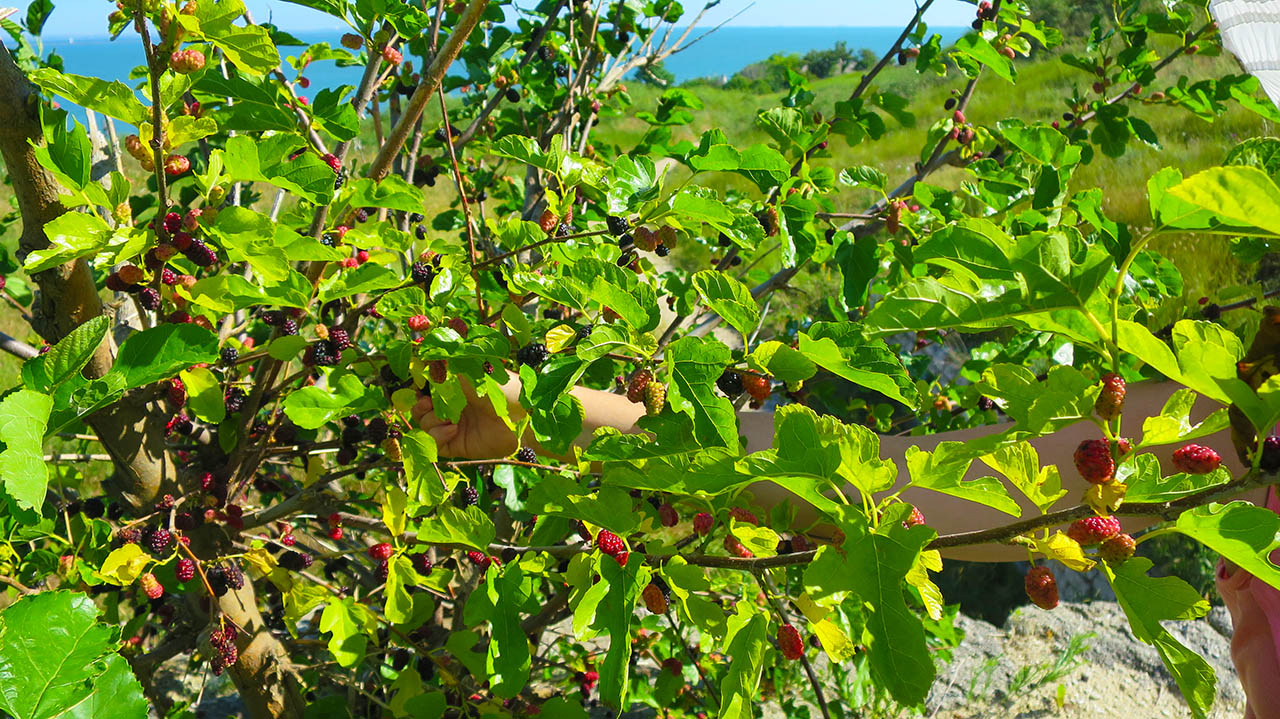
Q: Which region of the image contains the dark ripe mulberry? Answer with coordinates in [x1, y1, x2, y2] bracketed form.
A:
[220, 346, 238, 365]
[139, 287, 161, 311]
[616, 249, 637, 268]
[655, 244, 670, 257]
[329, 328, 352, 350]
[149, 528, 173, 554]
[225, 563, 246, 591]
[1262, 435, 1280, 472]
[335, 445, 357, 465]
[184, 240, 217, 267]
[576, 323, 593, 341]
[977, 395, 996, 411]
[319, 232, 338, 247]
[716, 370, 744, 396]
[341, 424, 365, 445]
[605, 215, 630, 236]
[411, 553, 433, 576]
[166, 414, 194, 436]
[206, 566, 231, 596]
[415, 224, 427, 240]
[366, 417, 388, 442]
[224, 387, 247, 414]
[311, 339, 338, 367]
[456, 484, 479, 507]
[515, 446, 537, 463]
[516, 342, 549, 367]
[279, 550, 314, 572]
[280, 319, 299, 336]
[176, 558, 196, 582]
[83, 497, 105, 519]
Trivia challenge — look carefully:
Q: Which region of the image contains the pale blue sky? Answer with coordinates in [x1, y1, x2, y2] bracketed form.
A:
[32, 1, 974, 38]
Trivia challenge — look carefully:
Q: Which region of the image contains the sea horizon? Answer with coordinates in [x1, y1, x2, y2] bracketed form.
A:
[37, 25, 968, 86]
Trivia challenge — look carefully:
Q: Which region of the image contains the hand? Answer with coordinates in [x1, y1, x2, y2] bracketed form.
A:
[411, 382, 520, 460]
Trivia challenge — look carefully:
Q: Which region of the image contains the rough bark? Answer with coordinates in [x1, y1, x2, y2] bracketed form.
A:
[0, 44, 169, 508]
[0, 44, 305, 719]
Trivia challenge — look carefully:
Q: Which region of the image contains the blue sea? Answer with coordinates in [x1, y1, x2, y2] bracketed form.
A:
[41, 25, 966, 96]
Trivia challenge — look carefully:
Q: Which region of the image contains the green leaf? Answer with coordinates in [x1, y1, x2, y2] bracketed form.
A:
[804, 521, 934, 705]
[98, 544, 150, 585]
[29, 69, 146, 123]
[384, 556, 414, 625]
[0, 591, 148, 719]
[905, 443, 1022, 517]
[347, 176, 425, 213]
[717, 605, 768, 719]
[1104, 558, 1215, 719]
[402, 429, 442, 505]
[23, 315, 108, 392]
[951, 34, 1015, 82]
[221, 135, 334, 204]
[319, 598, 375, 668]
[111, 323, 219, 390]
[181, 0, 279, 76]
[485, 566, 533, 699]
[692, 270, 760, 342]
[799, 323, 918, 407]
[1165, 165, 1280, 237]
[526, 476, 640, 535]
[180, 367, 226, 424]
[1171, 502, 1280, 591]
[596, 555, 648, 709]
[979, 441, 1066, 513]
[283, 372, 386, 429]
[1140, 389, 1230, 448]
[838, 165, 888, 192]
[319, 262, 401, 303]
[0, 390, 53, 514]
[23, 212, 118, 274]
[664, 336, 738, 448]
[412, 506, 496, 551]
[746, 341, 815, 384]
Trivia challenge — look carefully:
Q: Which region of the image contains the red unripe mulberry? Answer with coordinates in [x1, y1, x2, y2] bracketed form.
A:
[1024, 566, 1058, 610]
[1073, 439, 1115, 484]
[1066, 515, 1121, 545]
[777, 623, 804, 660]
[1095, 372, 1126, 421]
[1172, 444, 1221, 475]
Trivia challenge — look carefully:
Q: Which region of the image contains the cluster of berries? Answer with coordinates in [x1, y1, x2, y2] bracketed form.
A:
[208, 624, 239, 675]
[716, 369, 773, 408]
[624, 368, 667, 415]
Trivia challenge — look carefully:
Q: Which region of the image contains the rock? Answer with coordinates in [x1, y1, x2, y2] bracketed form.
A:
[929, 601, 1244, 719]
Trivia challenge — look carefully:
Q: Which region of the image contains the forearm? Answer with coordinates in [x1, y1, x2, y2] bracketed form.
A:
[749, 380, 1258, 561]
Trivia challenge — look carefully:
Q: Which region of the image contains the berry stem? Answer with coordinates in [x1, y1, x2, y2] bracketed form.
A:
[435, 84, 487, 316]
[662, 606, 721, 710]
[753, 570, 832, 719]
[175, 538, 219, 602]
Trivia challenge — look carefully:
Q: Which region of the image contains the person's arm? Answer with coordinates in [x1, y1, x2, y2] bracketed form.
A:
[415, 379, 1261, 562]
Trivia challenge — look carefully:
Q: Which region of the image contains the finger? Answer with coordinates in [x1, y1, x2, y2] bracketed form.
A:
[426, 422, 460, 448]
[411, 396, 434, 425]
